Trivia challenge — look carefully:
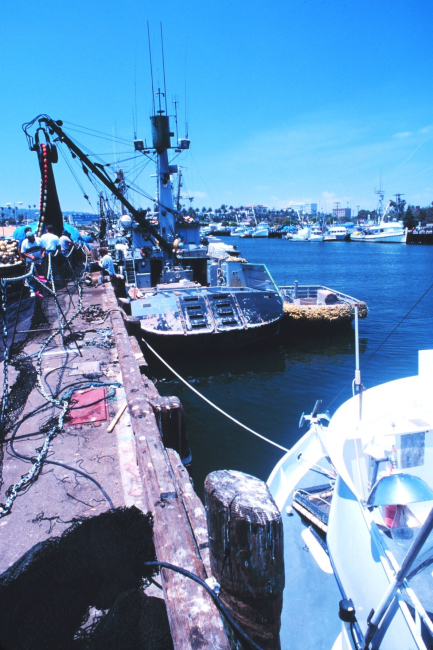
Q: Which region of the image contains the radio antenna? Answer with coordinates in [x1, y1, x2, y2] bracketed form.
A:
[147, 22, 156, 115]
[160, 23, 168, 115]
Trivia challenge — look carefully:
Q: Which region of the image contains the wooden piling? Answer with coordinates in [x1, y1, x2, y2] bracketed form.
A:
[204, 470, 284, 650]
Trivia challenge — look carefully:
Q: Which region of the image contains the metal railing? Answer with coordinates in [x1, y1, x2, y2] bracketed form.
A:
[279, 284, 360, 304]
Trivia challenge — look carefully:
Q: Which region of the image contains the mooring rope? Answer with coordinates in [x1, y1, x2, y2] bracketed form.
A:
[142, 339, 290, 454]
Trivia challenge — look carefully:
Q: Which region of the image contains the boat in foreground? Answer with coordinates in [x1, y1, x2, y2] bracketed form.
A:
[268, 347, 433, 649]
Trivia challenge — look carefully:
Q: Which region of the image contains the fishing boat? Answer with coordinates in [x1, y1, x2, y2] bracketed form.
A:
[324, 226, 348, 241]
[251, 222, 270, 238]
[279, 283, 368, 330]
[350, 220, 407, 243]
[24, 90, 284, 352]
[268, 324, 433, 648]
[310, 227, 325, 242]
[290, 226, 311, 241]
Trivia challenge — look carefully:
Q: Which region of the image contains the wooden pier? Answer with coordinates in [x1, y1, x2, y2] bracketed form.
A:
[0, 275, 230, 649]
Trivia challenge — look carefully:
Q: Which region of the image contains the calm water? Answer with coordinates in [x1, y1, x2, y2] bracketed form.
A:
[147, 239, 433, 495]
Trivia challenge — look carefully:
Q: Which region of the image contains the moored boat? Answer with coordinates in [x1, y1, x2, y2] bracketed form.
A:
[24, 89, 284, 353]
[350, 220, 407, 243]
[324, 226, 348, 241]
[268, 337, 433, 649]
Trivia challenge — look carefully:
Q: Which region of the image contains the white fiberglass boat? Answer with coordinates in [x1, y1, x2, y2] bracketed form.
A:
[324, 226, 348, 241]
[351, 221, 407, 243]
[269, 342, 433, 649]
[251, 222, 270, 238]
[310, 227, 325, 242]
[291, 226, 311, 241]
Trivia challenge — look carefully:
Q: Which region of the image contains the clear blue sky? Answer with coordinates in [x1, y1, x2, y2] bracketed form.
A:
[1, 0, 432, 214]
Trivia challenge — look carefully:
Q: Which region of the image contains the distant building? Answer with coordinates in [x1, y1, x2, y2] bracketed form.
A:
[332, 207, 351, 219]
[68, 213, 97, 226]
[290, 203, 317, 216]
[304, 203, 317, 216]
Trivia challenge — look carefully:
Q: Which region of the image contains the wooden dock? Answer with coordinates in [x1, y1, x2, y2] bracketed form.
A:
[0, 275, 230, 649]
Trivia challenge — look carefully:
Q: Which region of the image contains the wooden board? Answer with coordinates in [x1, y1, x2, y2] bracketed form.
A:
[105, 283, 230, 650]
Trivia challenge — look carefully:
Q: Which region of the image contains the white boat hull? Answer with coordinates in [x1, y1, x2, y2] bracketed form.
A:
[350, 232, 406, 243]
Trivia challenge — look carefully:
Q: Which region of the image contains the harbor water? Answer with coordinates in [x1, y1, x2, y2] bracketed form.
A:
[147, 239, 433, 495]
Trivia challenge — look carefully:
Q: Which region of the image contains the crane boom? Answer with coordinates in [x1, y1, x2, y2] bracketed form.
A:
[25, 116, 173, 256]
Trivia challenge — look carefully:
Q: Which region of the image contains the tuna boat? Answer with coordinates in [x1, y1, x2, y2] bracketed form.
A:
[24, 92, 283, 352]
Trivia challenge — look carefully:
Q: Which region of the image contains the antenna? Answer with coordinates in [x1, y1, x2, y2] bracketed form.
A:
[134, 58, 138, 139]
[184, 80, 188, 138]
[374, 180, 385, 219]
[353, 304, 363, 421]
[147, 22, 156, 115]
[160, 23, 168, 115]
[132, 107, 136, 140]
[173, 96, 179, 143]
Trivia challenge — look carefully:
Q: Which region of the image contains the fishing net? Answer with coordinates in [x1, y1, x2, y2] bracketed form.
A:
[0, 506, 173, 650]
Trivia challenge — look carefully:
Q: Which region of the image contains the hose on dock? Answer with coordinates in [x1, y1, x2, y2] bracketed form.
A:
[142, 339, 290, 454]
[144, 560, 264, 650]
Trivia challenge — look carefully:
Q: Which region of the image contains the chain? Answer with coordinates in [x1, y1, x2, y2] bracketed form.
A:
[0, 280, 9, 429]
[0, 380, 120, 518]
[0, 247, 117, 517]
[48, 253, 65, 338]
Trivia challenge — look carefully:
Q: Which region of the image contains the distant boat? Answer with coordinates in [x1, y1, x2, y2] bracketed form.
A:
[290, 226, 310, 241]
[309, 227, 324, 242]
[323, 226, 347, 241]
[251, 222, 270, 238]
[350, 220, 407, 243]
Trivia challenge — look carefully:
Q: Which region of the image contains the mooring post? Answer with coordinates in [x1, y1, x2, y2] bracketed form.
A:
[204, 470, 284, 650]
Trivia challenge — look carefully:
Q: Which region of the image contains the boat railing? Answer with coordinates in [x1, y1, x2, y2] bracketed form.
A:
[365, 508, 433, 649]
[279, 284, 359, 304]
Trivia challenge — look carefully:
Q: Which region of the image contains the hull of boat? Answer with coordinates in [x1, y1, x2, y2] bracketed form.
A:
[139, 317, 281, 352]
[130, 285, 284, 352]
[350, 232, 406, 243]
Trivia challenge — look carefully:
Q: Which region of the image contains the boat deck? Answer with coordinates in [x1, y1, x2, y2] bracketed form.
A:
[278, 461, 342, 649]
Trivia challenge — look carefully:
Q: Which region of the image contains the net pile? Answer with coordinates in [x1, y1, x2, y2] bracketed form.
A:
[0, 506, 173, 650]
[283, 300, 368, 322]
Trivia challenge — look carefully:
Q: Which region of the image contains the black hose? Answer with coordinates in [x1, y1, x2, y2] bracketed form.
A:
[8, 431, 115, 510]
[144, 560, 263, 650]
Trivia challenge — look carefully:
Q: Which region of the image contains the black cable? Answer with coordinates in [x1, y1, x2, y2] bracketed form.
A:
[67, 386, 116, 410]
[144, 561, 263, 650]
[8, 441, 115, 510]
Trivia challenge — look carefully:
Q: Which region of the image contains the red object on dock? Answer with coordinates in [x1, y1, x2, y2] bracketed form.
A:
[66, 387, 108, 425]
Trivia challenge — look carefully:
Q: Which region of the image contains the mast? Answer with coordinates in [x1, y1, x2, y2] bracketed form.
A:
[151, 89, 177, 242]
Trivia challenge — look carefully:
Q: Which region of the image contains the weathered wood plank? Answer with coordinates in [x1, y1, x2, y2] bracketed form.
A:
[105, 283, 230, 650]
[167, 448, 212, 578]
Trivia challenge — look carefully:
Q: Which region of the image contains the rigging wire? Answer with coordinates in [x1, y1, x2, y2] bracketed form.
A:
[62, 121, 132, 146]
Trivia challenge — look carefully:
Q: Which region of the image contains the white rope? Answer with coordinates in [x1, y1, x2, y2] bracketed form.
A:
[142, 339, 290, 453]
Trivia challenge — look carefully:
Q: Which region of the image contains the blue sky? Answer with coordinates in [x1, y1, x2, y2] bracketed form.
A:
[1, 0, 432, 214]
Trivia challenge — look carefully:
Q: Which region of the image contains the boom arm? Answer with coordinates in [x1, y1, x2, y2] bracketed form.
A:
[24, 115, 173, 255]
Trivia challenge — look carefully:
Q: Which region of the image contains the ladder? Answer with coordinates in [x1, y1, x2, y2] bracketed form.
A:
[124, 258, 136, 285]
